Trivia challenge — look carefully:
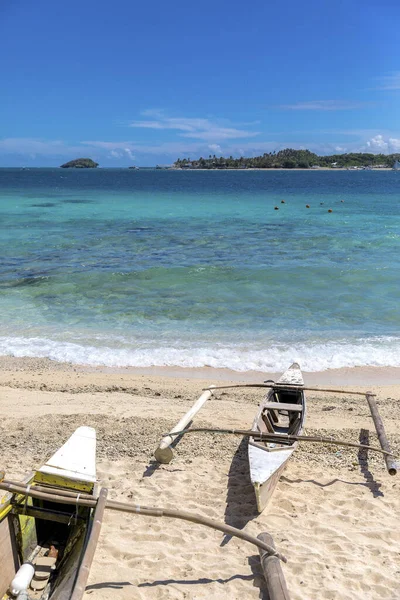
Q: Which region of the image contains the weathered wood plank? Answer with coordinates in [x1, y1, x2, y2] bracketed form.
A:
[257, 532, 291, 600]
[0, 516, 19, 597]
[365, 392, 398, 475]
[154, 387, 214, 463]
[70, 487, 108, 600]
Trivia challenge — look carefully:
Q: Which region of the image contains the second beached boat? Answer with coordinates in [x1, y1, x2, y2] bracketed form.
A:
[248, 363, 306, 513]
[1, 428, 291, 599]
[0, 426, 105, 600]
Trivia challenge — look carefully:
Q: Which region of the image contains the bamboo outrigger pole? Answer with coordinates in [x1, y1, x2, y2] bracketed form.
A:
[258, 532, 291, 600]
[155, 386, 215, 464]
[161, 428, 396, 457]
[0, 478, 287, 562]
[365, 392, 398, 476]
[203, 384, 398, 475]
[203, 384, 375, 396]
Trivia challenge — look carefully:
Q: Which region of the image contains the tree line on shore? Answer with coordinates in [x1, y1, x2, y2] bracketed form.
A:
[173, 149, 400, 169]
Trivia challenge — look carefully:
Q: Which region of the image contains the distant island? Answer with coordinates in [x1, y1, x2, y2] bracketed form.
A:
[60, 158, 99, 169]
[173, 149, 400, 170]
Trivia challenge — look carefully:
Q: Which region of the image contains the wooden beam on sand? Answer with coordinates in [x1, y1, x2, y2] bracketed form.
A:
[70, 488, 108, 600]
[365, 392, 398, 476]
[258, 532, 291, 600]
[154, 387, 215, 464]
[162, 428, 396, 457]
[0, 479, 287, 562]
[204, 384, 375, 397]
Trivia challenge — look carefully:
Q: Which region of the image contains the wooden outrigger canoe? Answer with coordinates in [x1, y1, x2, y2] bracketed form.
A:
[0, 426, 103, 600]
[248, 363, 306, 513]
[1, 426, 290, 600]
[152, 363, 397, 516]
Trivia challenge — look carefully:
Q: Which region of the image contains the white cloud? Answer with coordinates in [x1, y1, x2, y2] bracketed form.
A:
[3, 130, 400, 166]
[140, 108, 165, 118]
[388, 138, 400, 152]
[129, 120, 169, 130]
[376, 72, 400, 90]
[0, 138, 84, 156]
[365, 135, 388, 152]
[82, 141, 135, 160]
[124, 147, 135, 160]
[130, 116, 206, 132]
[363, 135, 400, 153]
[279, 100, 372, 111]
[0, 138, 138, 162]
[208, 144, 222, 154]
[81, 141, 134, 150]
[129, 113, 260, 141]
[181, 127, 257, 141]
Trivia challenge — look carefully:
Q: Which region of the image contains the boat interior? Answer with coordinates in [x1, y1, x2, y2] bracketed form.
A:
[256, 387, 304, 449]
[0, 482, 92, 600]
[1, 426, 97, 600]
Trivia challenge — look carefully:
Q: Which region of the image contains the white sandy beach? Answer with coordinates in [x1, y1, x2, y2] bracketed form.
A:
[1, 357, 399, 600]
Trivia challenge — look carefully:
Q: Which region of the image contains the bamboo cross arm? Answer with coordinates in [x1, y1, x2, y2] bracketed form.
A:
[0, 479, 287, 563]
[155, 387, 215, 464]
[203, 384, 376, 397]
[365, 392, 398, 476]
[162, 427, 396, 458]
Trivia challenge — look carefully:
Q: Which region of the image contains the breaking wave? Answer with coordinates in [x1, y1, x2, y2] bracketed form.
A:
[1, 335, 400, 372]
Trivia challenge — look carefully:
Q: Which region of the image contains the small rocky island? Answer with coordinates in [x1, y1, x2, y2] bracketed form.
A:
[60, 158, 99, 168]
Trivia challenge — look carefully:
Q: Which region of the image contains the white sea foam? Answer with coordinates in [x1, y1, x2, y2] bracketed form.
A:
[1, 335, 400, 372]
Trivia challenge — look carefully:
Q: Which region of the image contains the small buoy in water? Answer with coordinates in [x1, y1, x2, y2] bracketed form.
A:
[340, 200, 344, 203]
[281, 200, 285, 204]
[274, 206, 279, 210]
[328, 209, 333, 213]
[306, 204, 310, 208]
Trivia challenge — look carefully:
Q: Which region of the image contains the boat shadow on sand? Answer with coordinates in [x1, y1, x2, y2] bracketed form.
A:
[146, 436, 262, 537]
[222, 438, 259, 546]
[222, 438, 272, 599]
[281, 428, 383, 499]
[141, 438, 270, 597]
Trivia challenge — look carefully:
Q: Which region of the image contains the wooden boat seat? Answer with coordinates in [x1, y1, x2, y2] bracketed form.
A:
[261, 412, 276, 433]
[31, 556, 57, 591]
[264, 403, 303, 412]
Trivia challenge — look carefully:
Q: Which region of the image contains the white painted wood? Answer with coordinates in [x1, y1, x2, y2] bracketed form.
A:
[249, 443, 292, 483]
[155, 387, 215, 463]
[262, 402, 303, 412]
[248, 364, 306, 512]
[38, 426, 96, 484]
[277, 362, 304, 386]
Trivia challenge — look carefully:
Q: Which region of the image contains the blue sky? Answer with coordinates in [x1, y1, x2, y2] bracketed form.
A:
[1, 0, 399, 166]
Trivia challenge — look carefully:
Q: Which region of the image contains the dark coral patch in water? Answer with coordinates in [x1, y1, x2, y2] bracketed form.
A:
[5, 275, 49, 288]
[62, 199, 94, 204]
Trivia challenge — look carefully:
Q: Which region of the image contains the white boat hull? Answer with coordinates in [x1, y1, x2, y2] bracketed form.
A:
[249, 443, 295, 512]
[248, 363, 306, 512]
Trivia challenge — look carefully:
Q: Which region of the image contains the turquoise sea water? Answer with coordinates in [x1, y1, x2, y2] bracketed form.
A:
[0, 168, 399, 371]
